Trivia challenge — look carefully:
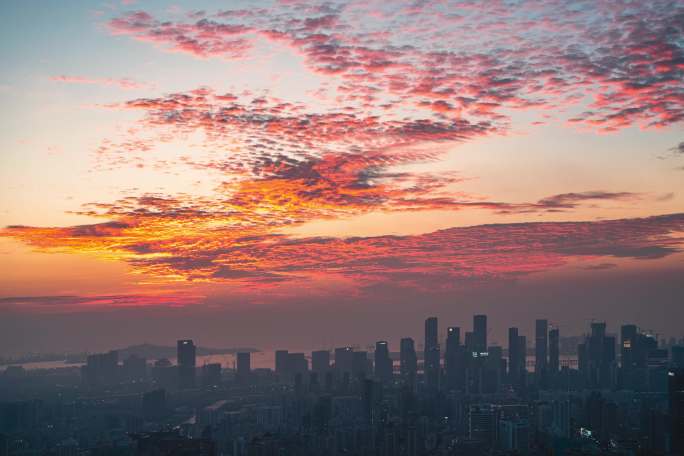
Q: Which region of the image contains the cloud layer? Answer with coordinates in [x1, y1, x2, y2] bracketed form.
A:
[4, 213, 683, 293]
[107, 1, 684, 131]
[3, 0, 683, 312]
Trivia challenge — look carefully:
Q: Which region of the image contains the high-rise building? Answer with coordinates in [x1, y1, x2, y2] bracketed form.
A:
[499, 417, 529, 453]
[670, 368, 684, 454]
[535, 319, 548, 388]
[177, 340, 196, 368]
[312, 350, 330, 374]
[82, 350, 119, 388]
[469, 404, 497, 443]
[483, 346, 503, 393]
[201, 363, 221, 387]
[352, 351, 369, 379]
[424, 317, 440, 390]
[236, 352, 251, 384]
[508, 327, 519, 370]
[446, 326, 460, 351]
[621, 325, 638, 370]
[580, 322, 616, 389]
[275, 350, 289, 377]
[287, 353, 308, 379]
[122, 354, 147, 382]
[363, 378, 383, 425]
[619, 324, 655, 390]
[425, 317, 438, 351]
[464, 316, 488, 395]
[177, 340, 196, 389]
[673, 346, 684, 368]
[334, 347, 354, 375]
[464, 331, 474, 353]
[549, 327, 560, 378]
[473, 315, 487, 353]
[374, 341, 393, 384]
[400, 337, 417, 388]
[445, 326, 463, 391]
[508, 328, 526, 391]
[519, 335, 527, 377]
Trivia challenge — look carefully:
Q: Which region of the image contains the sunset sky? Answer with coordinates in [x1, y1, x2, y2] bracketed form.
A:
[1, 0, 683, 354]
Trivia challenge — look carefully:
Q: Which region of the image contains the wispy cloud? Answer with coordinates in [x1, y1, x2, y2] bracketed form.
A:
[50, 75, 152, 90]
[0, 293, 202, 312]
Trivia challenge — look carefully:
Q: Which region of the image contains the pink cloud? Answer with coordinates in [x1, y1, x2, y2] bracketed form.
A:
[50, 75, 151, 90]
[108, 11, 253, 59]
[104, 2, 683, 132]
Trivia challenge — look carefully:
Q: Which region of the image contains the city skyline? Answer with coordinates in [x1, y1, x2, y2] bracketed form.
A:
[2, 313, 684, 454]
[33, 313, 684, 374]
[3, 313, 682, 369]
[1, 0, 683, 354]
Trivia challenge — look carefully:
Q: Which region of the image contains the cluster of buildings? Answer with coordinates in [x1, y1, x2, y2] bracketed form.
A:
[0, 315, 683, 455]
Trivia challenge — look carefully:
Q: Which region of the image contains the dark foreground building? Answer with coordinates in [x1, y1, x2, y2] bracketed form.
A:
[131, 430, 216, 455]
[671, 368, 684, 455]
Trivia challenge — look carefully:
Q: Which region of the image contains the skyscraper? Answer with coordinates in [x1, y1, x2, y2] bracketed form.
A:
[549, 327, 559, 378]
[312, 350, 330, 375]
[672, 346, 684, 368]
[473, 315, 487, 353]
[670, 368, 684, 454]
[445, 326, 462, 391]
[236, 352, 251, 384]
[469, 404, 497, 443]
[621, 324, 637, 371]
[374, 341, 393, 384]
[122, 354, 147, 382]
[275, 350, 289, 377]
[177, 340, 196, 389]
[201, 363, 221, 387]
[82, 350, 119, 388]
[400, 337, 417, 388]
[287, 353, 308, 379]
[464, 332, 475, 355]
[483, 345, 503, 393]
[535, 319, 548, 388]
[446, 326, 460, 350]
[334, 346, 354, 375]
[425, 317, 438, 351]
[581, 321, 616, 389]
[604, 334, 616, 385]
[508, 328, 519, 379]
[619, 324, 651, 389]
[424, 317, 440, 390]
[352, 351, 369, 379]
[508, 328, 526, 391]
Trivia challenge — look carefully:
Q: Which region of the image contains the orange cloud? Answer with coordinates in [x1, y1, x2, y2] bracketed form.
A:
[4, 211, 683, 292]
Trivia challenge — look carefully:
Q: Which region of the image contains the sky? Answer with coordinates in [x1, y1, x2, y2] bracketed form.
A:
[0, 0, 683, 355]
